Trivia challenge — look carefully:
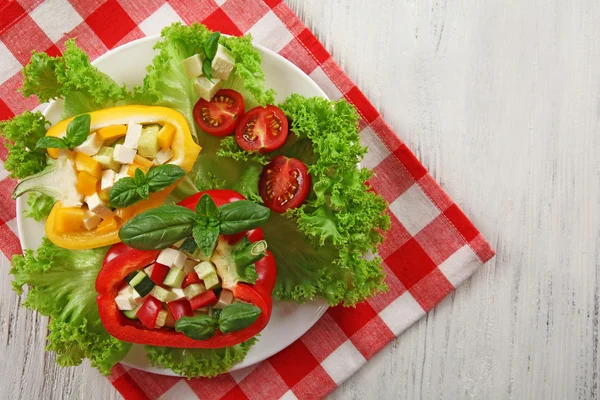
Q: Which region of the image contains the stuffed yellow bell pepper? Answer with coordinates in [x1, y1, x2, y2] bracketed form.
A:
[13, 105, 201, 250]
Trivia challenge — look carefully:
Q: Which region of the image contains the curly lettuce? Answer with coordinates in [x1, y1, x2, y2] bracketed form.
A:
[0, 111, 49, 178]
[25, 192, 55, 221]
[10, 238, 131, 374]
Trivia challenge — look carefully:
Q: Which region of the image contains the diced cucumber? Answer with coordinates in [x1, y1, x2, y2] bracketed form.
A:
[123, 306, 140, 319]
[133, 275, 155, 297]
[129, 271, 147, 287]
[163, 268, 185, 288]
[172, 239, 185, 249]
[150, 286, 177, 302]
[183, 283, 206, 300]
[137, 124, 161, 158]
[210, 308, 221, 319]
[125, 271, 138, 284]
[194, 261, 217, 279]
[171, 288, 186, 300]
[155, 310, 168, 328]
[93, 147, 121, 171]
[203, 273, 220, 290]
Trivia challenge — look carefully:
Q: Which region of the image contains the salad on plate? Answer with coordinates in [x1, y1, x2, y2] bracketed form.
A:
[1, 23, 390, 378]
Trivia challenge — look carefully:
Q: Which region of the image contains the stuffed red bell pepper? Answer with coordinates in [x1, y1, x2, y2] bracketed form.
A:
[96, 190, 276, 348]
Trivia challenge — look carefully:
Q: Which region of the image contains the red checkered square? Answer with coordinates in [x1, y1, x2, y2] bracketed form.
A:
[187, 374, 237, 400]
[271, 2, 304, 36]
[1, 14, 52, 64]
[370, 116, 403, 152]
[127, 369, 180, 399]
[0, 178, 16, 222]
[0, 221, 21, 258]
[327, 301, 377, 338]
[221, 0, 268, 32]
[263, 0, 283, 8]
[394, 143, 428, 181]
[385, 238, 438, 289]
[202, 8, 243, 36]
[168, 0, 218, 26]
[1, 1, 26, 32]
[238, 362, 289, 400]
[350, 315, 395, 359]
[415, 214, 468, 265]
[221, 385, 249, 400]
[45, 44, 61, 57]
[56, 22, 108, 60]
[320, 58, 354, 94]
[68, 0, 104, 19]
[368, 154, 415, 203]
[114, 26, 144, 47]
[367, 263, 407, 313]
[418, 174, 454, 211]
[0, 99, 14, 120]
[409, 268, 454, 311]
[85, 0, 137, 49]
[108, 363, 128, 382]
[111, 371, 153, 400]
[269, 340, 320, 387]
[470, 233, 495, 263]
[297, 28, 329, 64]
[292, 366, 337, 400]
[377, 210, 412, 259]
[0, 142, 8, 160]
[443, 204, 480, 242]
[0, 74, 39, 115]
[345, 86, 379, 123]
[116, 0, 165, 24]
[15, 0, 43, 12]
[300, 312, 348, 362]
[279, 38, 318, 75]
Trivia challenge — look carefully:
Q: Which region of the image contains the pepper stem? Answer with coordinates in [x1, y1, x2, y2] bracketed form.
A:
[232, 239, 267, 269]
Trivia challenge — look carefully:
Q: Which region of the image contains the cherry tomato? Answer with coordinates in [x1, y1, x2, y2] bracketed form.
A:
[259, 156, 310, 213]
[235, 105, 288, 153]
[193, 89, 245, 136]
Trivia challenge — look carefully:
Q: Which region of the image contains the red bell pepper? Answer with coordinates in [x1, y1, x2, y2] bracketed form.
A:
[96, 190, 277, 349]
[167, 299, 193, 321]
[138, 296, 162, 328]
[189, 290, 218, 310]
[182, 272, 202, 288]
[150, 263, 170, 285]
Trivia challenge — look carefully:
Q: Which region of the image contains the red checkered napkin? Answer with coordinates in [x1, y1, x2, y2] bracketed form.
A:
[0, 1, 495, 399]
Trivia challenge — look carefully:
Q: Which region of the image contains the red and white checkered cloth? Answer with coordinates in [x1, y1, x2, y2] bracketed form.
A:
[0, 0, 495, 399]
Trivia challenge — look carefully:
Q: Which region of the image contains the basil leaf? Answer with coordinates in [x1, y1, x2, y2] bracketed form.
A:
[146, 164, 186, 193]
[119, 205, 196, 250]
[195, 194, 219, 219]
[179, 237, 198, 254]
[219, 200, 270, 235]
[133, 168, 146, 186]
[35, 136, 68, 150]
[175, 315, 217, 340]
[109, 178, 144, 208]
[137, 184, 150, 200]
[65, 114, 91, 148]
[204, 31, 220, 60]
[203, 59, 213, 81]
[218, 302, 262, 334]
[193, 224, 219, 258]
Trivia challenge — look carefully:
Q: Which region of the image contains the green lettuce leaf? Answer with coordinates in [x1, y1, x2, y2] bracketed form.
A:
[145, 337, 257, 378]
[24, 191, 55, 221]
[10, 238, 131, 374]
[0, 111, 49, 178]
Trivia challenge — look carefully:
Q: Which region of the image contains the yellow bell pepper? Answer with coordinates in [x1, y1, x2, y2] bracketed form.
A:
[45, 106, 201, 250]
[76, 171, 97, 196]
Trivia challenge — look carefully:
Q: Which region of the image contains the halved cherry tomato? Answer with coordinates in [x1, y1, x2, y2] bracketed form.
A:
[235, 105, 288, 153]
[259, 156, 310, 213]
[193, 89, 245, 136]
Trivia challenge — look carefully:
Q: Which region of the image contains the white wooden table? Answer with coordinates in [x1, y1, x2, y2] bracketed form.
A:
[2, 0, 599, 398]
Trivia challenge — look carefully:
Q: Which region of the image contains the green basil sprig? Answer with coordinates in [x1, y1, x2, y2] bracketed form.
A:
[109, 164, 186, 208]
[119, 194, 270, 253]
[175, 314, 217, 340]
[35, 113, 91, 150]
[202, 31, 220, 81]
[218, 302, 262, 334]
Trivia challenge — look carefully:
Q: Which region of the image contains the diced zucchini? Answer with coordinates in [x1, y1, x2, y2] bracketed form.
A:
[133, 275, 155, 297]
[93, 146, 121, 171]
[150, 286, 177, 302]
[155, 310, 168, 328]
[171, 288, 186, 300]
[123, 306, 140, 319]
[183, 283, 206, 300]
[203, 273, 220, 290]
[163, 268, 185, 288]
[194, 261, 217, 279]
[137, 124, 161, 158]
[125, 271, 138, 284]
[128, 271, 147, 287]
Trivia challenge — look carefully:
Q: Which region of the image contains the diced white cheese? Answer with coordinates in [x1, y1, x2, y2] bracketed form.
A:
[181, 53, 205, 79]
[155, 310, 168, 328]
[101, 169, 116, 191]
[194, 76, 222, 101]
[132, 288, 145, 305]
[113, 144, 136, 164]
[156, 248, 187, 269]
[114, 173, 129, 183]
[171, 288, 186, 301]
[211, 44, 235, 80]
[115, 286, 137, 310]
[214, 289, 234, 309]
[144, 264, 155, 276]
[124, 122, 143, 149]
[155, 149, 173, 165]
[82, 210, 102, 230]
[84, 193, 113, 218]
[75, 132, 103, 156]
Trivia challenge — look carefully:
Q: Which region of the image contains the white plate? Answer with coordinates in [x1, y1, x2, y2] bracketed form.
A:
[15, 35, 329, 376]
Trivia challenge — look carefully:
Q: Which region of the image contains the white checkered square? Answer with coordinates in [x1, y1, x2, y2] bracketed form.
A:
[29, 0, 83, 42]
[438, 244, 481, 286]
[214, 0, 228, 5]
[0, 161, 9, 181]
[248, 11, 293, 53]
[321, 340, 366, 385]
[359, 125, 391, 170]
[280, 389, 299, 400]
[309, 66, 343, 100]
[157, 380, 196, 400]
[5, 218, 18, 236]
[378, 291, 425, 335]
[229, 363, 259, 383]
[389, 184, 441, 236]
[0, 42, 22, 85]
[139, 4, 184, 37]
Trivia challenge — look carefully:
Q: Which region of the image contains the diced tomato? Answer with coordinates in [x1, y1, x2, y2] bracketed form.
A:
[164, 310, 176, 328]
[167, 299, 193, 321]
[137, 296, 162, 329]
[189, 290, 218, 310]
[150, 263, 170, 285]
[182, 272, 202, 288]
